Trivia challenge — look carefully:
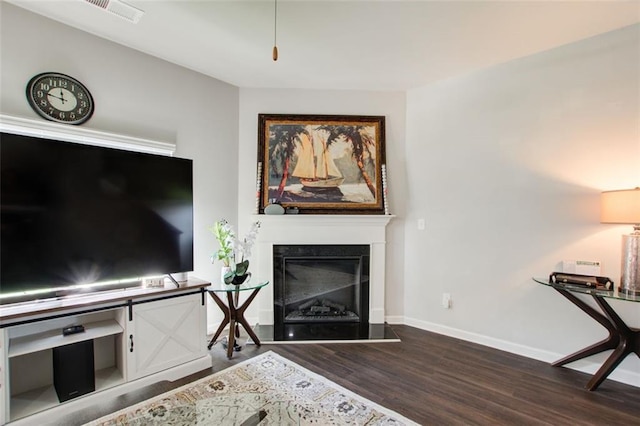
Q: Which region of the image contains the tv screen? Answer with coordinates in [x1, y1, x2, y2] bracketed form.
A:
[0, 132, 193, 299]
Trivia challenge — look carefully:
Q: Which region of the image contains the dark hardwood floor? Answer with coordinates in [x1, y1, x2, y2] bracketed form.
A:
[59, 325, 640, 425]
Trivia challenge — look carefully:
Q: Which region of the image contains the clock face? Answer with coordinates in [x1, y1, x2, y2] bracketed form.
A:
[26, 72, 94, 125]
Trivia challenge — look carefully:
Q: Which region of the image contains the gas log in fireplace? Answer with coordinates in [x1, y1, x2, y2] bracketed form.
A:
[273, 244, 370, 341]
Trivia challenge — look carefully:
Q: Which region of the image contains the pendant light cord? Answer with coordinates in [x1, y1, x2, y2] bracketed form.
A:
[272, 0, 279, 61]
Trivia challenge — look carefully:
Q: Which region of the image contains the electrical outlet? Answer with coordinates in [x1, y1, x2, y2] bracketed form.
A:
[442, 293, 452, 309]
[417, 218, 425, 230]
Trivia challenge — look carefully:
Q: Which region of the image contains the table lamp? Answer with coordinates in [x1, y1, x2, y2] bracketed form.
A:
[601, 187, 640, 295]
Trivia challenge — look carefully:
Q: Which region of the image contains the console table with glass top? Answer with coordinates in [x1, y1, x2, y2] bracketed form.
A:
[533, 277, 639, 390]
[207, 281, 269, 359]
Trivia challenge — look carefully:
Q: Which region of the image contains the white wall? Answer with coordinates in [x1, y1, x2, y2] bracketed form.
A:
[237, 88, 407, 320]
[405, 24, 640, 386]
[0, 3, 239, 327]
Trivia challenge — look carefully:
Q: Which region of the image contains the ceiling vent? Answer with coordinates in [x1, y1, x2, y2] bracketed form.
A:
[83, 0, 144, 24]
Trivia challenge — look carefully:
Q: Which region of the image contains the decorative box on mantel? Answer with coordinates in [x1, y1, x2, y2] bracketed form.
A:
[251, 214, 394, 326]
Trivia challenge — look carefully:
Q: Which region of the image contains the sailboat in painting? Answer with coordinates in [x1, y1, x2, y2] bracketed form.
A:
[292, 132, 344, 188]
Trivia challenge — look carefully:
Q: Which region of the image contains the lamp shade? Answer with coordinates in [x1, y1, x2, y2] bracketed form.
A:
[600, 187, 640, 224]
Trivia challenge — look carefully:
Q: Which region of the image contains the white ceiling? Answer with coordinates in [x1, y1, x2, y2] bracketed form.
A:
[7, 0, 640, 91]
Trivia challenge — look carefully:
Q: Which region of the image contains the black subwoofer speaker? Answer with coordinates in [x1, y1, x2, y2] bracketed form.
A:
[52, 339, 95, 402]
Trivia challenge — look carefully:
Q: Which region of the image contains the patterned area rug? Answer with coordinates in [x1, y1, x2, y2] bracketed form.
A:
[85, 351, 418, 425]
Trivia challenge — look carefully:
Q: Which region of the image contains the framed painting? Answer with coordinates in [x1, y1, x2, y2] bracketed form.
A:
[257, 114, 386, 214]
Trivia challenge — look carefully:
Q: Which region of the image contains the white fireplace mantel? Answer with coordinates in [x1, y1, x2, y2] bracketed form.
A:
[251, 215, 394, 326]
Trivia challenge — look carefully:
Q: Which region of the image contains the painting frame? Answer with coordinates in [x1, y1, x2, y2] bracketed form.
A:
[257, 114, 386, 215]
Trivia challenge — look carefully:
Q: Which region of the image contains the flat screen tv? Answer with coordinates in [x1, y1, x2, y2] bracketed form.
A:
[1, 131, 193, 303]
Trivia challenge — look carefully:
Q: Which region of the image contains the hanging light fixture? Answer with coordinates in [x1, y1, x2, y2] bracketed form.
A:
[272, 0, 278, 61]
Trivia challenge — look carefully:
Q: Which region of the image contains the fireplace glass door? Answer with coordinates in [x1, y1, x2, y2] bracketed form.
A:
[273, 245, 369, 341]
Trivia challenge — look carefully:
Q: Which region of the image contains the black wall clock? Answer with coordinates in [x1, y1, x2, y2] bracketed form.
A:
[26, 72, 95, 125]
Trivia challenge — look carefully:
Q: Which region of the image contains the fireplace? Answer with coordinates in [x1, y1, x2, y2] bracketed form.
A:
[273, 245, 369, 340]
[251, 214, 393, 341]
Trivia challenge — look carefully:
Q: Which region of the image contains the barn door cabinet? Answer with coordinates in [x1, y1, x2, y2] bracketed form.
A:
[126, 292, 206, 380]
[0, 280, 211, 425]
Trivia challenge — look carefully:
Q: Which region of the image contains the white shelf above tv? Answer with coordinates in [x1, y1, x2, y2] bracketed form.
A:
[0, 113, 176, 156]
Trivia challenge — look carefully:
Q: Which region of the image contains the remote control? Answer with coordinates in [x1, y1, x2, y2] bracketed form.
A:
[62, 325, 85, 336]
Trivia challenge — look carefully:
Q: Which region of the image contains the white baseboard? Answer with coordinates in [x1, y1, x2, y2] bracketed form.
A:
[402, 316, 640, 389]
[384, 315, 405, 325]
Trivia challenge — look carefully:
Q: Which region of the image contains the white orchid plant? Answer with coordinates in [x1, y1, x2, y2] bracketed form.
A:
[209, 219, 260, 281]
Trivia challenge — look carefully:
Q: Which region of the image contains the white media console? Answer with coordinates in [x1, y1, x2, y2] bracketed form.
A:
[0, 279, 212, 425]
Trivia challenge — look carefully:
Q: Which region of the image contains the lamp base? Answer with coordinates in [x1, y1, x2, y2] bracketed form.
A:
[619, 233, 640, 296]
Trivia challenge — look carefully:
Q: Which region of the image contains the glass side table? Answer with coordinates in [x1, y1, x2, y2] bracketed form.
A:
[533, 277, 639, 390]
[207, 281, 269, 359]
